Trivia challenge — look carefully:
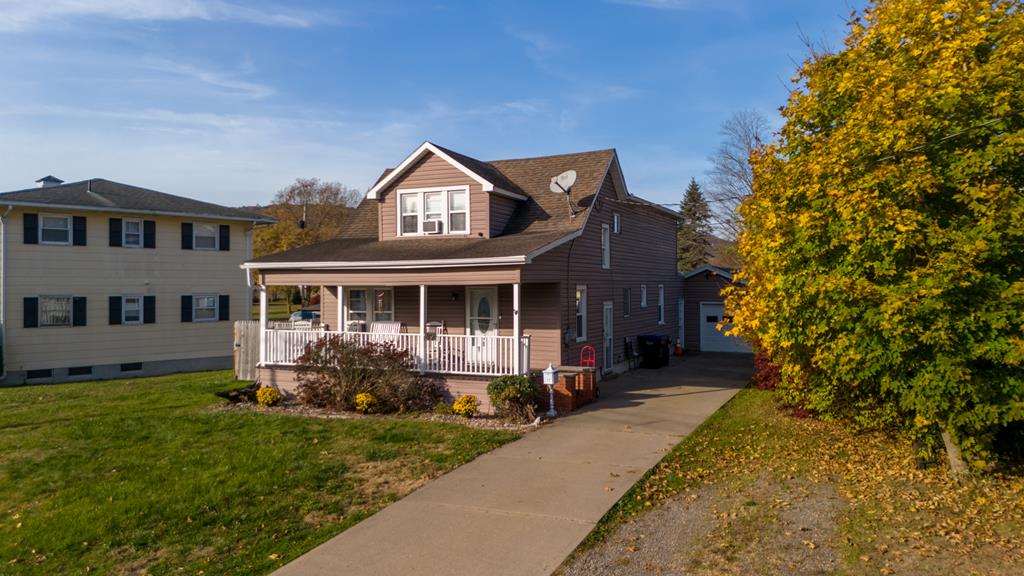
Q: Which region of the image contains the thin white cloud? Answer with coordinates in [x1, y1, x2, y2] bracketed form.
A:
[0, 0, 312, 32]
[142, 59, 274, 99]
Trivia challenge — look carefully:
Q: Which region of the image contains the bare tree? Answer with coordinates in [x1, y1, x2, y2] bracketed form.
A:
[706, 109, 770, 239]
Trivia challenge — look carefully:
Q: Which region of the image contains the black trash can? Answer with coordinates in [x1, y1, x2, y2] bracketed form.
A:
[637, 334, 669, 369]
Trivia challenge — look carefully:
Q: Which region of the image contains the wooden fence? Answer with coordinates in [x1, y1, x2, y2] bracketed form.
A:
[233, 320, 259, 381]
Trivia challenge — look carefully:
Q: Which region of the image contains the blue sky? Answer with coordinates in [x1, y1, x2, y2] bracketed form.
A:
[0, 0, 860, 207]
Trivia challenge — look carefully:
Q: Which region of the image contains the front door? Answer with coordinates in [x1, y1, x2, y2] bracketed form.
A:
[467, 287, 499, 364]
[602, 301, 614, 373]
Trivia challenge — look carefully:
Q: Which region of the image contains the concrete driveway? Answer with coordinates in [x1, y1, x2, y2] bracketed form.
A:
[272, 354, 753, 576]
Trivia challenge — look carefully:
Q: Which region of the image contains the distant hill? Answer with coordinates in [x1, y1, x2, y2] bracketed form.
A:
[707, 235, 742, 269]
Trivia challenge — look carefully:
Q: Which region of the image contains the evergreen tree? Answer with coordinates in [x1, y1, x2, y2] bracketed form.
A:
[677, 178, 713, 270]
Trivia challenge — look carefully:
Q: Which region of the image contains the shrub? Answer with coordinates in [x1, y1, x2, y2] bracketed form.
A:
[452, 395, 479, 418]
[256, 386, 282, 408]
[433, 401, 454, 416]
[752, 354, 781, 391]
[355, 392, 378, 414]
[295, 336, 443, 413]
[487, 375, 538, 423]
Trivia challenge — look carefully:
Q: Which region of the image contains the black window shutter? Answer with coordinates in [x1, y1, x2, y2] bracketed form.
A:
[72, 297, 87, 327]
[72, 216, 87, 246]
[181, 295, 193, 322]
[109, 296, 122, 325]
[23, 213, 38, 244]
[143, 220, 156, 249]
[109, 218, 123, 247]
[218, 295, 230, 321]
[218, 225, 231, 251]
[23, 297, 38, 328]
[181, 223, 193, 250]
[143, 295, 156, 324]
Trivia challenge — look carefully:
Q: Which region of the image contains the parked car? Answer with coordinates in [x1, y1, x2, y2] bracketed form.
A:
[289, 308, 321, 322]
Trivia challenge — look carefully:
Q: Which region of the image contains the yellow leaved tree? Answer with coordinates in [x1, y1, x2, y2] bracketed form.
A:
[729, 0, 1024, 466]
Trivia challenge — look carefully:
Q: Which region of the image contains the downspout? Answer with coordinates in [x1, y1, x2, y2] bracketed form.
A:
[0, 205, 12, 381]
[244, 222, 255, 320]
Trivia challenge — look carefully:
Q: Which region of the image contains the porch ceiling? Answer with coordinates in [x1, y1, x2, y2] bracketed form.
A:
[260, 265, 522, 287]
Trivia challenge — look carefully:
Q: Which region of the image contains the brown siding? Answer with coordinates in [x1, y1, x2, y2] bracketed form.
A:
[377, 152, 490, 240]
[681, 274, 733, 352]
[523, 174, 681, 371]
[520, 283, 561, 370]
[489, 194, 519, 236]
[320, 286, 340, 330]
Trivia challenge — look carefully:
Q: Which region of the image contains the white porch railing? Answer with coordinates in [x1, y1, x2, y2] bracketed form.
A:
[264, 329, 531, 377]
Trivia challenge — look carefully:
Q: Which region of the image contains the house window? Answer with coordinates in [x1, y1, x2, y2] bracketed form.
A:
[26, 369, 53, 380]
[397, 187, 469, 236]
[123, 295, 142, 324]
[613, 213, 621, 234]
[601, 224, 611, 269]
[346, 288, 394, 326]
[575, 285, 587, 342]
[40, 214, 71, 244]
[68, 366, 92, 376]
[623, 287, 631, 317]
[640, 285, 648, 308]
[193, 223, 218, 250]
[39, 296, 72, 326]
[400, 194, 419, 234]
[123, 219, 142, 248]
[193, 295, 218, 322]
[448, 190, 468, 233]
[372, 288, 394, 322]
[658, 285, 665, 324]
[120, 362, 143, 372]
[347, 289, 368, 324]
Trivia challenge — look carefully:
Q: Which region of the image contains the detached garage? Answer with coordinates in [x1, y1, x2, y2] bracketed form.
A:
[679, 265, 752, 354]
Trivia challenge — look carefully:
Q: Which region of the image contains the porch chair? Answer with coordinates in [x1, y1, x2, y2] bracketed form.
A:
[624, 337, 641, 371]
[368, 321, 405, 344]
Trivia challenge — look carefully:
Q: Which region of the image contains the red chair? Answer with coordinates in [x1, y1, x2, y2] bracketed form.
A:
[580, 345, 596, 368]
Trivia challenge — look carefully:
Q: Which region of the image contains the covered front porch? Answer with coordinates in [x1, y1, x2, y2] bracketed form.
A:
[256, 278, 561, 378]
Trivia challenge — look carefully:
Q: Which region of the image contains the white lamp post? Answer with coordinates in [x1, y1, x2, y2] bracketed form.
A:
[542, 363, 559, 418]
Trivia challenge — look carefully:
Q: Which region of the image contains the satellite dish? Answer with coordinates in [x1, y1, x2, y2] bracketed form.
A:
[549, 170, 577, 194]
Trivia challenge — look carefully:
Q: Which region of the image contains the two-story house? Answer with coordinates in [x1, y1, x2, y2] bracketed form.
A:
[0, 177, 273, 385]
[245, 142, 680, 403]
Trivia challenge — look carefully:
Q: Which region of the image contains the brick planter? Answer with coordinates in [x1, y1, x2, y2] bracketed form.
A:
[534, 366, 597, 414]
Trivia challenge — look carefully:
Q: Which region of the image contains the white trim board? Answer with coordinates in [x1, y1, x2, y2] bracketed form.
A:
[367, 142, 527, 201]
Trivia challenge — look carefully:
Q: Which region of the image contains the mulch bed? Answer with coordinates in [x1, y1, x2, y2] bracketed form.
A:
[216, 400, 543, 432]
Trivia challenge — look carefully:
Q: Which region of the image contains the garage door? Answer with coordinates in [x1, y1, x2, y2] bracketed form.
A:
[699, 302, 751, 353]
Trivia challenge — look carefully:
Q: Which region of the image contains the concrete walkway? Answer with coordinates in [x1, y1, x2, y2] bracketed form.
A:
[273, 354, 753, 576]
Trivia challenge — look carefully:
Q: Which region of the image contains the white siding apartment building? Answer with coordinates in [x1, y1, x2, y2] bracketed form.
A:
[0, 176, 273, 385]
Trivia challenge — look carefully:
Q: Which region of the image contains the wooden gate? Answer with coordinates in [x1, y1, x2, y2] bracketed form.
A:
[234, 320, 259, 381]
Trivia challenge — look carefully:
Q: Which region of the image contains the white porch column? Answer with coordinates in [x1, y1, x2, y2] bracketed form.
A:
[419, 284, 427, 371]
[342, 282, 350, 330]
[513, 282, 522, 374]
[258, 284, 268, 366]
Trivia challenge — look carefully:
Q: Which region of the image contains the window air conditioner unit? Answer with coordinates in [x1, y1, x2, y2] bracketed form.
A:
[422, 220, 442, 234]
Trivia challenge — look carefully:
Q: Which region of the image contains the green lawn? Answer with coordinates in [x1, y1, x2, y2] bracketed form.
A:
[0, 371, 518, 574]
[254, 300, 294, 321]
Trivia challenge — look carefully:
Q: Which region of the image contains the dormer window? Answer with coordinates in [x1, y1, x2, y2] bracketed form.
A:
[397, 187, 469, 236]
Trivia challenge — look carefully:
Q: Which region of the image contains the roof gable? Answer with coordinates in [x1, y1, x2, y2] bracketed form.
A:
[367, 142, 527, 201]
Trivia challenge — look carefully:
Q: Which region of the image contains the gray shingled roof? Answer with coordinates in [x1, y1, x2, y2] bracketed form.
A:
[250, 146, 619, 265]
[0, 179, 274, 223]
